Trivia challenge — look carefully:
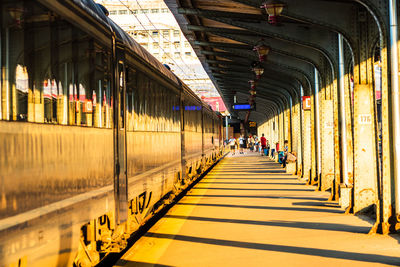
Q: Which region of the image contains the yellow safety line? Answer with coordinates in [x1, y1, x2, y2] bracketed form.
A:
[118, 158, 228, 265]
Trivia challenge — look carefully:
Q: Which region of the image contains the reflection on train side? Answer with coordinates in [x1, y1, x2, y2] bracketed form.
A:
[172, 106, 203, 111]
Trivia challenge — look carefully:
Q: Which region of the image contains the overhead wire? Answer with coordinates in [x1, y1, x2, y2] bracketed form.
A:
[132, 0, 202, 80]
[116, 0, 198, 81]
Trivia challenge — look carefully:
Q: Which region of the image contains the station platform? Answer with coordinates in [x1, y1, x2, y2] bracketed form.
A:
[115, 153, 400, 266]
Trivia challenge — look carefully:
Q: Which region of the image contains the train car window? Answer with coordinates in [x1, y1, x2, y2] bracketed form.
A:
[135, 72, 145, 131]
[14, 65, 29, 121]
[31, 4, 58, 124]
[126, 67, 136, 132]
[58, 22, 74, 125]
[143, 76, 149, 131]
[165, 87, 170, 131]
[152, 82, 158, 131]
[105, 79, 113, 128]
[1, 1, 44, 122]
[162, 87, 167, 131]
[150, 80, 156, 131]
[0, 1, 114, 128]
[94, 44, 111, 128]
[118, 63, 125, 130]
[76, 38, 93, 127]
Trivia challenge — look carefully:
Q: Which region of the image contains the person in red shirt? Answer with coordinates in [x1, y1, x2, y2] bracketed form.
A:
[260, 134, 267, 155]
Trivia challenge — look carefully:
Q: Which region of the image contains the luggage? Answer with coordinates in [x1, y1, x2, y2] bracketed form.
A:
[278, 151, 285, 164]
[263, 148, 269, 156]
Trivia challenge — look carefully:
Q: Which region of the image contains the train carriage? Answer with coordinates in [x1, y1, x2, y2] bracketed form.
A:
[0, 0, 223, 266]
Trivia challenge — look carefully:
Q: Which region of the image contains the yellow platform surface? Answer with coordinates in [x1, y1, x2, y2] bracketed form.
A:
[115, 153, 400, 267]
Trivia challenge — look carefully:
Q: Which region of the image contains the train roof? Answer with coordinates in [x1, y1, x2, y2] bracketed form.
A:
[70, 0, 179, 85]
[108, 19, 180, 85]
[66, 0, 216, 113]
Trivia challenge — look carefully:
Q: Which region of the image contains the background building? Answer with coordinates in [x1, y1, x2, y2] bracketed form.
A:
[96, 0, 226, 111]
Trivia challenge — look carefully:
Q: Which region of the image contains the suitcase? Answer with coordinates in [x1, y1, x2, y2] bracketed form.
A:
[278, 151, 285, 164]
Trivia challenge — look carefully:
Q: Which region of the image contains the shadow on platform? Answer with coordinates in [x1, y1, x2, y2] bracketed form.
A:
[144, 232, 400, 265]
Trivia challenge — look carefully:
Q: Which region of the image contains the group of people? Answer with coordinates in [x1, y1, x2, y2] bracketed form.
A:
[227, 134, 260, 155]
[227, 134, 290, 168]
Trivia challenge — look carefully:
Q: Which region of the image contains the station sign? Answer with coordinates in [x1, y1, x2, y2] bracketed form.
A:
[232, 103, 255, 111]
[302, 96, 311, 110]
[249, 121, 257, 128]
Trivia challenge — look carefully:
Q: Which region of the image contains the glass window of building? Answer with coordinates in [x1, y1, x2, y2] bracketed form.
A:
[163, 30, 169, 38]
[151, 9, 159, 13]
[141, 9, 149, 14]
[174, 52, 180, 58]
[163, 42, 170, 48]
[119, 10, 127, 15]
[173, 30, 180, 37]
[185, 52, 191, 56]
[184, 41, 190, 48]
[109, 10, 117, 15]
[152, 31, 159, 37]
[173, 41, 180, 48]
[161, 8, 169, 13]
[131, 10, 138, 14]
[153, 42, 159, 49]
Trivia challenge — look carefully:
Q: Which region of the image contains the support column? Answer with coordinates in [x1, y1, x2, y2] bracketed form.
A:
[225, 116, 229, 141]
[314, 68, 322, 184]
[320, 99, 335, 191]
[279, 108, 284, 151]
[309, 92, 317, 185]
[303, 106, 312, 181]
[338, 34, 350, 186]
[292, 101, 301, 175]
[298, 87, 304, 177]
[351, 15, 378, 214]
[389, 0, 400, 225]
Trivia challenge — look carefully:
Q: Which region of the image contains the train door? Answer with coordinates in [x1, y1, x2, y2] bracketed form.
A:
[114, 61, 128, 224]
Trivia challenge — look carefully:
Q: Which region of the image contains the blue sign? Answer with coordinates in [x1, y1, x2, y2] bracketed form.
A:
[232, 104, 252, 110]
[173, 106, 202, 111]
[184, 106, 202, 111]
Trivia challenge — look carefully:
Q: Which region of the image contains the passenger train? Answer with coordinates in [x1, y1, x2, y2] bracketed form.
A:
[0, 0, 223, 266]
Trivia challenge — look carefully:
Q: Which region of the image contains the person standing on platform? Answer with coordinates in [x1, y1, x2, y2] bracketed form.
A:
[248, 135, 255, 152]
[260, 134, 267, 156]
[254, 135, 259, 153]
[266, 140, 270, 156]
[228, 136, 236, 155]
[282, 140, 289, 168]
[239, 135, 245, 154]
